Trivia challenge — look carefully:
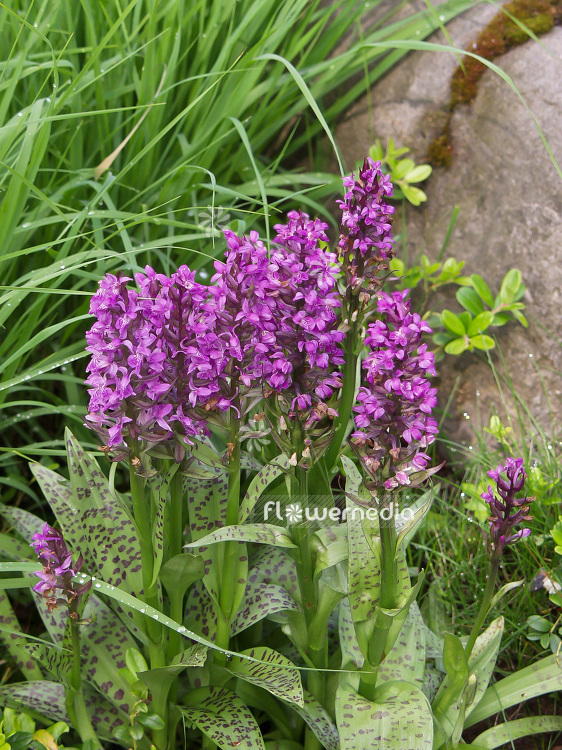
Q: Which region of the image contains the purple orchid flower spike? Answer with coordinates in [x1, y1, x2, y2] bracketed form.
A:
[351, 290, 440, 489]
[481, 457, 533, 551]
[337, 157, 395, 304]
[30, 523, 91, 615]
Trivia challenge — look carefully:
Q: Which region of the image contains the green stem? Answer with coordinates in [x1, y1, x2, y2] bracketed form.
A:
[215, 416, 242, 666]
[465, 552, 501, 659]
[359, 493, 397, 701]
[324, 319, 358, 472]
[166, 470, 185, 665]
[129, 464, 168, 749]
[69, 621, 102, 748]
[291, 467, 324, 750]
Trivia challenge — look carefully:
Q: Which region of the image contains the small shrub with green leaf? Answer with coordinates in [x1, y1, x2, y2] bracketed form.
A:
[391, 251, 527, 357]
[367, 138, 433, 205]
[0, 707, 70, 750]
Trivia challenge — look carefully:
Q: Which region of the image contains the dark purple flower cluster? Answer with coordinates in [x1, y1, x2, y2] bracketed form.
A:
[481, 457, 532, 549]
[85, 214, 344, 454]
[338, 157, 394, 260]
[352, 290, 438, 489]
[271, 211, 345, 419]
[337, 157, 395, 304]
[31, 523, 90, 613]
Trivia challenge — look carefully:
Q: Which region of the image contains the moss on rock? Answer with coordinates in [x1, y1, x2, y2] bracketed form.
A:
[428, 0, 561, 166]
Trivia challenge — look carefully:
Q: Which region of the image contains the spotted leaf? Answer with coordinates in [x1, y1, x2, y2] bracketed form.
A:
[226, 647, 303, 706]
[239, 456, 290, 523]
[180, 686, 265, 750]
[377, 602, 426, 686]
[292, 691, 339, 750]
[336, 679, 433, 749]
[231, 581, 300, 635]
[184, 523, 295, 549]
[0, 593, 43, 680]
[0, 681, 127, 739]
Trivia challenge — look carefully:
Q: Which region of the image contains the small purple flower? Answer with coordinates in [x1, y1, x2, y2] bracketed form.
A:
[481, 458, 533, 550]
[31, 523, 90, 613]
[352, 290, 439, 488]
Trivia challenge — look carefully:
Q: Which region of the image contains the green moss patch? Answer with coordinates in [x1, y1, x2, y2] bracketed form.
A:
[428, 0, 561, 167]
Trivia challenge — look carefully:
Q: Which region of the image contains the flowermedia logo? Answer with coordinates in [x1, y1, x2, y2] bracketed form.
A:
[263, 499, 414, 524]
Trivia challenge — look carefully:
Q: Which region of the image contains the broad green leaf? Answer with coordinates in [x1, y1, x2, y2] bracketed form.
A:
[401, 184, 427, 206]
[159, 554, 204, 604]
[336, 679, 433, 749]
[499, 269, 523, 305]
[239, 455, 290, 523]
[24, 643, 72, 688]
[149, 465, 180, 589]
[377, 602, 426, 687]
[465, 655, 562, 727]
[0, 593, 43, 681]
[441, 310, 466, 336]
[180, 687, 265, 750]
[444, 338, 468, 355]
[464, 617, 504, 719]
[456, 286, 485, 315]
[138, 645, 207, 711]
[432, 633, 468, 739]
[184, 523, 295, 549]
[473, 715, 562, 748]
[405, 164, 432, 183]
[470, 275, 494, 307]
[0, 532, 35, 562]
[291, 692, 339, 750]
[467, 312, 494, 337]
[393, 158, 416, 179]
[312, 524, 348, 579]
[396, 489, 434, 551]
[0, 682, 126, 740]
[35, 431, 145, 598]
[226, 647, 303, 706]
[469, 335, 495, 351]
[231, 581, 300, 636]
[511, 309, 528, 327]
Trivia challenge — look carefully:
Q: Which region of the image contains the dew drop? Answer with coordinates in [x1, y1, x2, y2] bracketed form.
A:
[529, 353, 533, 358]
[201, 33, 207, 38]
[140, 608, 146, 614]
[60, 264, 66, 269]
[439, 14, 445, 20]
[178, 626, 186, 633]
[95, 583, 101, 588]
[88, 211, 94, 216]
[46, 97, 51, 103]
[17, 112, 23, 117]
[22, 222, 30, 228]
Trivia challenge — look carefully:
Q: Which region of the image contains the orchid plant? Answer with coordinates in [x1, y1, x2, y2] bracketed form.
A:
[1, 160, 561, 750]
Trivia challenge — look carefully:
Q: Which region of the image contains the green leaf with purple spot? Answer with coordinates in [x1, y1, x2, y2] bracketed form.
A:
[231, 581, 300, 635]
[239, 456, 291, 523]
[184, 523, 295, 549]
[292, 691, 339, 750]
[226, 647, 303, 706]
[180, 686, 265, 750]
[0, 593, 43, 681]
[336, 679, 433, 749]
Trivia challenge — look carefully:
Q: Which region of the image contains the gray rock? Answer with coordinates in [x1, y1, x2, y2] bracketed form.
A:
[337, 14, 562, 446]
